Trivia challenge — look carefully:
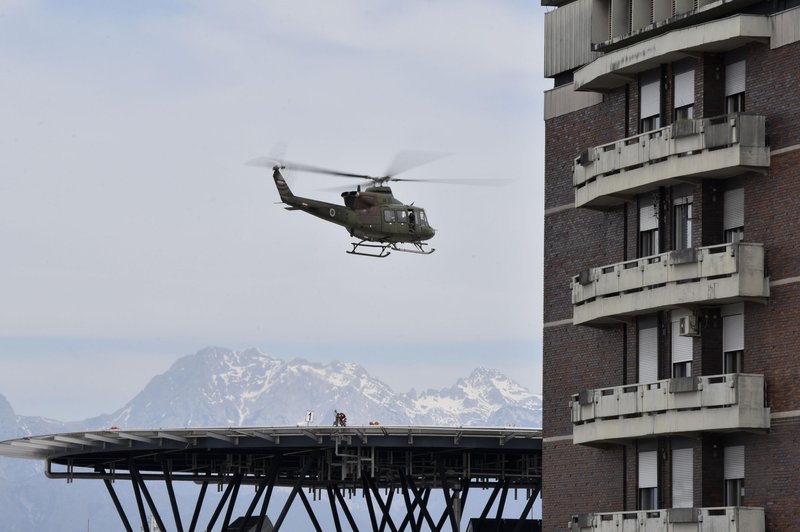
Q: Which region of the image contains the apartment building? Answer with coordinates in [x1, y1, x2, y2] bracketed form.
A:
[541, 0, 800, 530]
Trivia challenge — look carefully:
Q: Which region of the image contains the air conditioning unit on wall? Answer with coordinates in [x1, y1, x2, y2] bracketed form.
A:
[679, 315, 700, 337]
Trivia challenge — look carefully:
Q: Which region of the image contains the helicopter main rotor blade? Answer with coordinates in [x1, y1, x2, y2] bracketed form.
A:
[248, 157, 380, 180]
[384, 150, 449, 177]
[390, 177, 514, 187]
[283, 161, 380, 180]
[246, 157, 283, 168]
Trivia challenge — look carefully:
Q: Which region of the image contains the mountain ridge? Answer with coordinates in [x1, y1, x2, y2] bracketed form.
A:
[81, 346, 541, 430]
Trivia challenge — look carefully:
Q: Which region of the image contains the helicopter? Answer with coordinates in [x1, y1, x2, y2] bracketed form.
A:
[249, 153, 507, 258]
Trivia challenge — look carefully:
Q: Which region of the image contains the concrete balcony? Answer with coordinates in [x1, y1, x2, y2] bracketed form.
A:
[571, 373, 770, 445]
[574, 114, 769, 209]
[571, 242, 769, 327]
[570, 507, 765, 532]
[575, 14, 770, 91]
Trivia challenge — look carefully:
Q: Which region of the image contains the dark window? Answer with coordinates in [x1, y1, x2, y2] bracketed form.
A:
[724, 350, 744, 373]
[639, 229, 659, 257]
[726, 93, 745, 113]
[725, 478, 744, 506]
[674, 105, 694, 121]
[673, 361, 691, 378]
[639, 487, 658, 510]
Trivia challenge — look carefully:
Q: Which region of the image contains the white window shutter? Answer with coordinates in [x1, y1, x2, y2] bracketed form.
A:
[672, 447, 693, 508]
[725, 446, 745, 479]
[639, 326, 659, 384]
[639, 450, 658, 488]
[671, 318, 693, 364]
[640, 204, 658, 231]
[724, 186, 744, 230]
[723, 313, 744, 353]
[726, 59, 746, 97]
[673, 62, 695, 109]
[640, 69, 661, 119]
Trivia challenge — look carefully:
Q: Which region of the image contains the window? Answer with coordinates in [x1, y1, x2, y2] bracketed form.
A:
[672, 447, 693, 508]
[726, 93, 745, 113]
[396, 210, 407, 223]
[671, 310, 692, 378]
[638, 448, 659, 510]
[672, 195, 693, 250]
[639, 199, 659, 258]
[724, 446, 745, 506]
[640, 229, 659, 257]
[640, 69, 661, 133]
[383, 210, 396, 222]
[725, 55, 746, 114]
[638, 315, 659, 384]
[724, 179, 744, 243]
[725, 351, 744, 374]
[673, 60, 695, 121]
[723, 304, 744, 373]
[674, 106, 693, 121]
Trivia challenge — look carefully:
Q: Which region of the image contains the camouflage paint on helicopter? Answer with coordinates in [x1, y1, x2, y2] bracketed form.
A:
[271, 165, 435, 257]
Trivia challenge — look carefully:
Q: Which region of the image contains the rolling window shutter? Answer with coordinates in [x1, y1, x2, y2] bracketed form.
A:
[673, 62, 695, 109]
[640, 69, 661, 119]
[640, 204, 658, 231]
[726, 59, 746, 96]
[671, 318, 693, 364]
[639, 326, 659, 384]
[672, 447, 693, 508]
[723, 313, 744, 353]
[724, 186, 744, 230]
[639, 450, 658, 488]
[725, 446, 745, 479]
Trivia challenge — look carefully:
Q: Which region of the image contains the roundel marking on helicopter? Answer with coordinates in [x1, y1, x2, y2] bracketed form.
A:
[329, 208, 336, 217]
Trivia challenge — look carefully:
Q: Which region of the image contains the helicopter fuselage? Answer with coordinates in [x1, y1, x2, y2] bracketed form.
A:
[272, 168, 435, 244]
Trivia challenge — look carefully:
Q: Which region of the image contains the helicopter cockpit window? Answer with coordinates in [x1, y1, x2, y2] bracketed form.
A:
[397, 210, 408, 223]
[384, 210, 396, 223]
[418, 210, 427, 225]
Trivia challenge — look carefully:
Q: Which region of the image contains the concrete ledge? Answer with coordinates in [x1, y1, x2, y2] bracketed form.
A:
[575, 14, 770, 91]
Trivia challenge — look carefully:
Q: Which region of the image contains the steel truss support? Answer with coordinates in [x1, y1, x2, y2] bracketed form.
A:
[102, 477, 134, 532]
[98, 460, 539, 532]
[161, 460, 185, 532]
[329, 483, 361, 531]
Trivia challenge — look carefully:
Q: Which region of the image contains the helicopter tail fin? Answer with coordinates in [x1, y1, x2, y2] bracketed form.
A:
[272, 166, 295, 202]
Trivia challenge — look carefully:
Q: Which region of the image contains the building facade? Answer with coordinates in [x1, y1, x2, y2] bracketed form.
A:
[541, 0, 800, 530]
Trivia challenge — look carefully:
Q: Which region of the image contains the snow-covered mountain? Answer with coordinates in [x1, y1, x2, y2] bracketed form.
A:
[85, 346, 541, 429]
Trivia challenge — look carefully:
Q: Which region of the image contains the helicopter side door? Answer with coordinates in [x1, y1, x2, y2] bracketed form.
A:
[382, 207, 416, 236]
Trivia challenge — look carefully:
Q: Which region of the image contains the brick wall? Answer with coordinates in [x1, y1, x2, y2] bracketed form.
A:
[542, 440, 625, 531]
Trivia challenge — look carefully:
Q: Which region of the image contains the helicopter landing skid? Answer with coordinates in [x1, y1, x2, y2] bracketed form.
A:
[390, 242, 435, 255]
[346, 241, 435, 258]
[347, 241, 392, 258]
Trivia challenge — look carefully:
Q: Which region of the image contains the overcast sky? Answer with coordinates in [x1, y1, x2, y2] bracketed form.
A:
[0, 0, 550, 420]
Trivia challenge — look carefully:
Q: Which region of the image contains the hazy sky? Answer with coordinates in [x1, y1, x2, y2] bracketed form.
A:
[0, 0, 549, 420]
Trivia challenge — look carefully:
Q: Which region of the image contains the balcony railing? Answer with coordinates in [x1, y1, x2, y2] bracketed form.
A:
[571, 373, 770, 444]
[570, 507, 765, 532]
[573, 114, 769, 209]
[571, 242, 769, 326]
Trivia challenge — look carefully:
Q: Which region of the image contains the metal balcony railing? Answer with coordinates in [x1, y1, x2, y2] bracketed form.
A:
[573, 114, 769, 209]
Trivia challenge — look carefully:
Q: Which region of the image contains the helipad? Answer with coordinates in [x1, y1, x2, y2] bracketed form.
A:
[1, 425, 542, 531]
